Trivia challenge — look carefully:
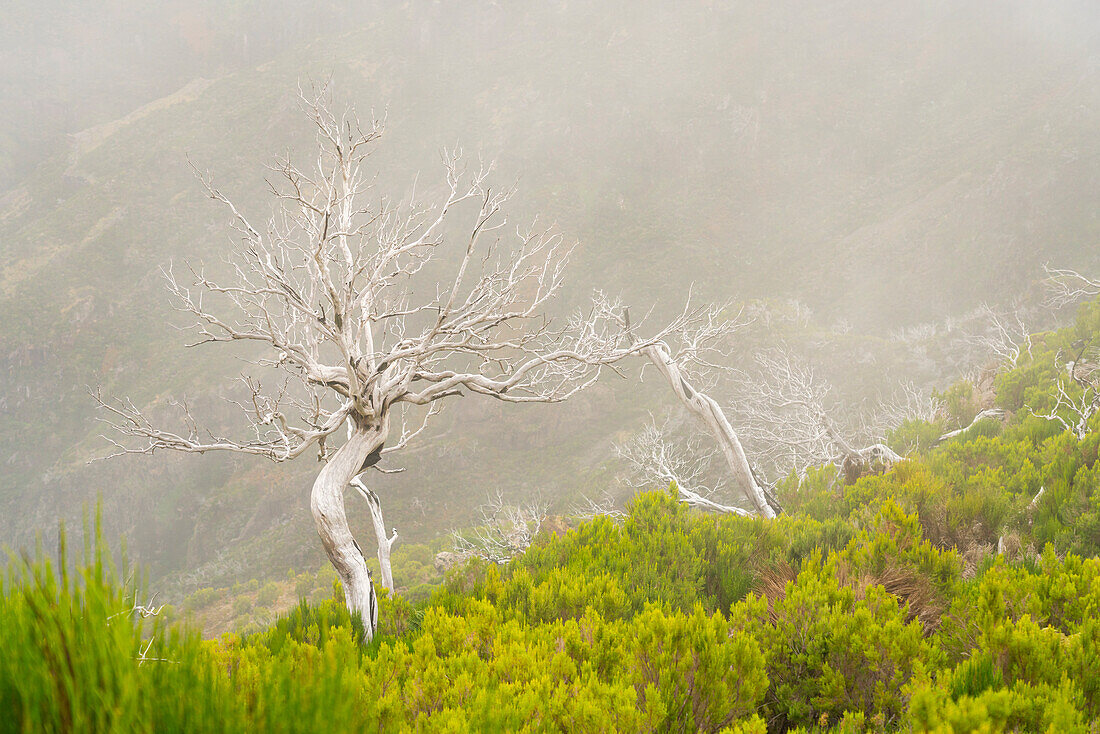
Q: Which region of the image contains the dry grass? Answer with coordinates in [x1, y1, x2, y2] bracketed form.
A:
[958, 531, 1038, 580]
[752, 559, 945, 635]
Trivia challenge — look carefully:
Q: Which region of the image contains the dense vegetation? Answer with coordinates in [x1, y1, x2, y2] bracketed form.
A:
[5, 302, 1100, 732]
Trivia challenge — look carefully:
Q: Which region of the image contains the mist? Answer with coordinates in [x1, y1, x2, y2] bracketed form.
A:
[1, 0, 1098, 621]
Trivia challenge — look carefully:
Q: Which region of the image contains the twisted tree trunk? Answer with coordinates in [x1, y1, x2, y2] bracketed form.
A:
[310, 423, 386, 639]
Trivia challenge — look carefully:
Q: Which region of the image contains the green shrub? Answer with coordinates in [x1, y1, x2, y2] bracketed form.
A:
[256, 582, 280, 608]
[733, 558, 931, 730]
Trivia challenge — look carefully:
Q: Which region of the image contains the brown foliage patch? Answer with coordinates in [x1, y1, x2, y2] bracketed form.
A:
[752, 559, 944, 635]
[752, 561, 797, 623]
[958, 532, 1037, 580]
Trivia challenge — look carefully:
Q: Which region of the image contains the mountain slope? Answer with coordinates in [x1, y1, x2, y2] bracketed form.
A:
[0, 0, 1097, 594]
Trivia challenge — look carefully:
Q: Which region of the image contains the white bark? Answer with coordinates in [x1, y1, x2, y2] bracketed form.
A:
[310, 425, 384, 637]
[571, 491, 625, 521]
[970, 304, 1032, 368]
[936, 408, 1006, 443]
[1031, 380, 1097, 440]
[1043, 265, 1100, 309]
[640, 343, 776, 518]
[876, 381, 944, 428]
[1025, 485, 1046, 532]
[452, 492, 547, 564]
[735, 349, 905, 484]
[1029, 346, 1099, 441]
[676, 485, 752, 516]
[350, 475, 398, 593]
[616, 420, 754, 516]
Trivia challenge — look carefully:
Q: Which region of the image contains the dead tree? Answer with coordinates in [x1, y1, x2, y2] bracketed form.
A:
[94, 85, 690, 640]
[616, 420, 753, 516]
[1030, 344, 1099, 440]
[450, 492, 548, 565]
[1044, 265, 1100, 309]
[735, 349, 902, 484]
[876, 380, 944, 429]
[623, 303, 778, 517]
[349, 475, 399, 594]
[935, 408, 1006, 444]
[617, 329, 951, 514]
[571, 491, 626, 522]
[970, 304, 1033, 368]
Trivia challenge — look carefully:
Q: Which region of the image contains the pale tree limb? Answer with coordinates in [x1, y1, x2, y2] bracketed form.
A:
[105, 591, 175, 665]
[570, 491, 626, 522]
[676, 485, 753, 516]
[616, 301, 777, 517]
[936, 408, 1006, 443]
[1043, 265, 1100, 309]
[1028, 343, 1099, 440]
[349, 475, 398, 593]
[107, 591, 166, 624]
[1029, 371, 1098, 441]
[642, 345, 774, 516]
[996, 485, 1049, 557]
[734, 348, 904, 484]
[876, 381, 945, 429]
[969, 303, 1033, 368]
[616, 421, 752, 517]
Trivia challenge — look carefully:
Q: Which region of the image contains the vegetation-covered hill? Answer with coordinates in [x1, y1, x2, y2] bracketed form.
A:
[5, 297, 1100, 731]
[2, 0, 1099, 603]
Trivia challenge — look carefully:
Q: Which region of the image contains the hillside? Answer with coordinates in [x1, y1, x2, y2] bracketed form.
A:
[0, 0, 392, 191]
[1, 0, 1098, 599]
[5, 297, 1100, 731]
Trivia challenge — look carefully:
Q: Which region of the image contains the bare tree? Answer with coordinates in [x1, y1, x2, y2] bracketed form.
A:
[935, 407, 1006, 444]
[616, 420, 752, 516]
[875, 381, 944, 429]
[970, 304, 1033, 368]
[570, 491, 626, 522]
[1030, 345, 1100, 440]
[451, 491, 548, 565]
[349, 475, 398, 594]
[734, 349, 902, 484]
[94, 85, 686, 640]
[1044, 265, 1100, 309]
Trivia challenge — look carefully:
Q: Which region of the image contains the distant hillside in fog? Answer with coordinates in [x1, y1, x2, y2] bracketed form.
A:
[0, 0, 1097, 595]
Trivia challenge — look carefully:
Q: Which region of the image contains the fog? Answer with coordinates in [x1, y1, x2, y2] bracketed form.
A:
[1, 1, 1097, 596]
